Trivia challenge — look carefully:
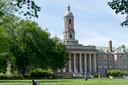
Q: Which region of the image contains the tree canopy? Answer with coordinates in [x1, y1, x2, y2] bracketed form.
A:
[0, 0, 40, 18]
[48, 37, 68, 71]
[108, 0, 128, 27]
[0, 0, 69, 76]
[0, 27, 9, 73]
[11, 0, 41, 18]
[0, 15, 68, 75]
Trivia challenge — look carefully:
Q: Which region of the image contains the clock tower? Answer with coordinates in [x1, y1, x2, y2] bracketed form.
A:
[64, 5, 78, 45]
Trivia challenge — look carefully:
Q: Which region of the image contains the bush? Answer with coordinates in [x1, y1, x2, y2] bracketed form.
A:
[0, 74, 21, 79]
[93, 74, 99, 78]
[29, 69, 53, 79]
[106, 70, 124, 77]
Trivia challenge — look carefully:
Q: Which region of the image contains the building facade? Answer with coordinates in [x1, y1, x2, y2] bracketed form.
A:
[60, 5, 128, 76]
[97, 44, 128, 74]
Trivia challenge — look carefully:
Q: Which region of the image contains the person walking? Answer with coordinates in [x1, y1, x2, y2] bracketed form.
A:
[32, 80, 36, 85]
[32, 80, 40, 85]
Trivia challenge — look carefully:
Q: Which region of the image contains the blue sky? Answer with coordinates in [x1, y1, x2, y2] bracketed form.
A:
[29, 0, 128, 47]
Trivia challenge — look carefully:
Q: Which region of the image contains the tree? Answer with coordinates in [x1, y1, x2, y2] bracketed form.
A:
[0, 15, 18, 74]
[0, 0, 16, 16]
[0, 0, 40, 18]
[10, 20, 68, 75]
[11, 0, 41, 18]
[0, 28, 9, 73]
[48, 37, 69, 71]
[13, 19, 50, 75]
[108, 0, 128, 27]
[0, 57, 7, 73]
[0, 28, 10, 53]
[1, 18, 49, 75]
[0, 24, 15, 74]
[0, 15, 69, 76]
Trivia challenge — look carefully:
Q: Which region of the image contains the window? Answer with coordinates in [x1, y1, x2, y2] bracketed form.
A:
[104, 63, 107, 66]
[104, 63, 107, 68]
[99, 63, 101, 66]
[70, 34, 72, 38]
[69, 19, 71, 24]
[119, 56, 121, 59]
[119, 63, 121, 66]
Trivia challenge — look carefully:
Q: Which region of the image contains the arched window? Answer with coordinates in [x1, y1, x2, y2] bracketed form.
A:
[69, 19, 71, 24]
[70, 34, 72, 38]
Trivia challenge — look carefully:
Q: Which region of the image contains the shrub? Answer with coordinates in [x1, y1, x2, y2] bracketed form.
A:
[106, 70, 124, 77]
[29, 69, 53, 79]
[93, 74, 99, 78]
[0, 74, 21, 79]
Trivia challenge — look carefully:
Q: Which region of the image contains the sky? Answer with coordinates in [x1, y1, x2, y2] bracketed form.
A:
[28, 0, 128, 47]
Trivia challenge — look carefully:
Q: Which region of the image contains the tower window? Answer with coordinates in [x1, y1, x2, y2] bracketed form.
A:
[70, 34, 72, 38]
[69, 19, 71, 24]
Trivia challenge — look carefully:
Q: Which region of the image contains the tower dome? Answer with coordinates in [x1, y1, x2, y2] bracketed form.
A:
[64, 5, 73, 17]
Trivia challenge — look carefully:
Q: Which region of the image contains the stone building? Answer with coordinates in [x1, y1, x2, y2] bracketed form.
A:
[113, 46, 128, 71]
[96, 41, 115, 74]
[62, 5, 97, 75]
[97, 41, 128, 74]
[113, 47, 128, 71]
[60, 5, 128, 76]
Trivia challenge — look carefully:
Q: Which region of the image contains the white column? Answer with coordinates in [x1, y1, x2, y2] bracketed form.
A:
[69, 53, 72, 72]
[79, 53, 83, 73]
[84, 53, 87, 75]
[94, 54, 97, 73]
[89, 54, 92, 73]
[74, 53, 77, 73]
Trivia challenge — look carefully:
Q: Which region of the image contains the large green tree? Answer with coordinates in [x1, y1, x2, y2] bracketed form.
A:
[0, 16, 50, 74]
[0, 27, 9, 73]
[48, 37, 68, 71]
[0, 15, 69, 76]
[0, 15, 19, 74]
[13, 19, 50, 74]
[0, 19, 16, 74]
[108, 0, 128, 26]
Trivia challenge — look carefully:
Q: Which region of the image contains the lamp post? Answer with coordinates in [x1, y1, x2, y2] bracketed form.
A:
[84, 73, 86, 80]
[84, 71, 87, 81]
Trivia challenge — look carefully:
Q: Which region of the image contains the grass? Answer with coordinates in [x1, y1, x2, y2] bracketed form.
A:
[0, 79, 128, 85]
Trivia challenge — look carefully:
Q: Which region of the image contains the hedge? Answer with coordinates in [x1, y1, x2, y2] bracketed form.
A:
[29, 69, 53, 79]
[106, 70, 128, 77]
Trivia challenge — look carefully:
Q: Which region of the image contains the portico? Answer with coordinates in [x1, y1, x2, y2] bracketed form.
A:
[66, 50, 97, 74]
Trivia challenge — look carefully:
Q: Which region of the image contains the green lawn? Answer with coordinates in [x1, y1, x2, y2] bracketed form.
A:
[0, 79, 128, 85]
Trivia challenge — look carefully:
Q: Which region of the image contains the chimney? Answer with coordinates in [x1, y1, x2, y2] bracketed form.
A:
[109, 40, 112, 52]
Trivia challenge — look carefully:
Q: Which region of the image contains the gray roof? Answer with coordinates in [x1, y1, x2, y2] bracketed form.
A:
[114, 47, 128, 53]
